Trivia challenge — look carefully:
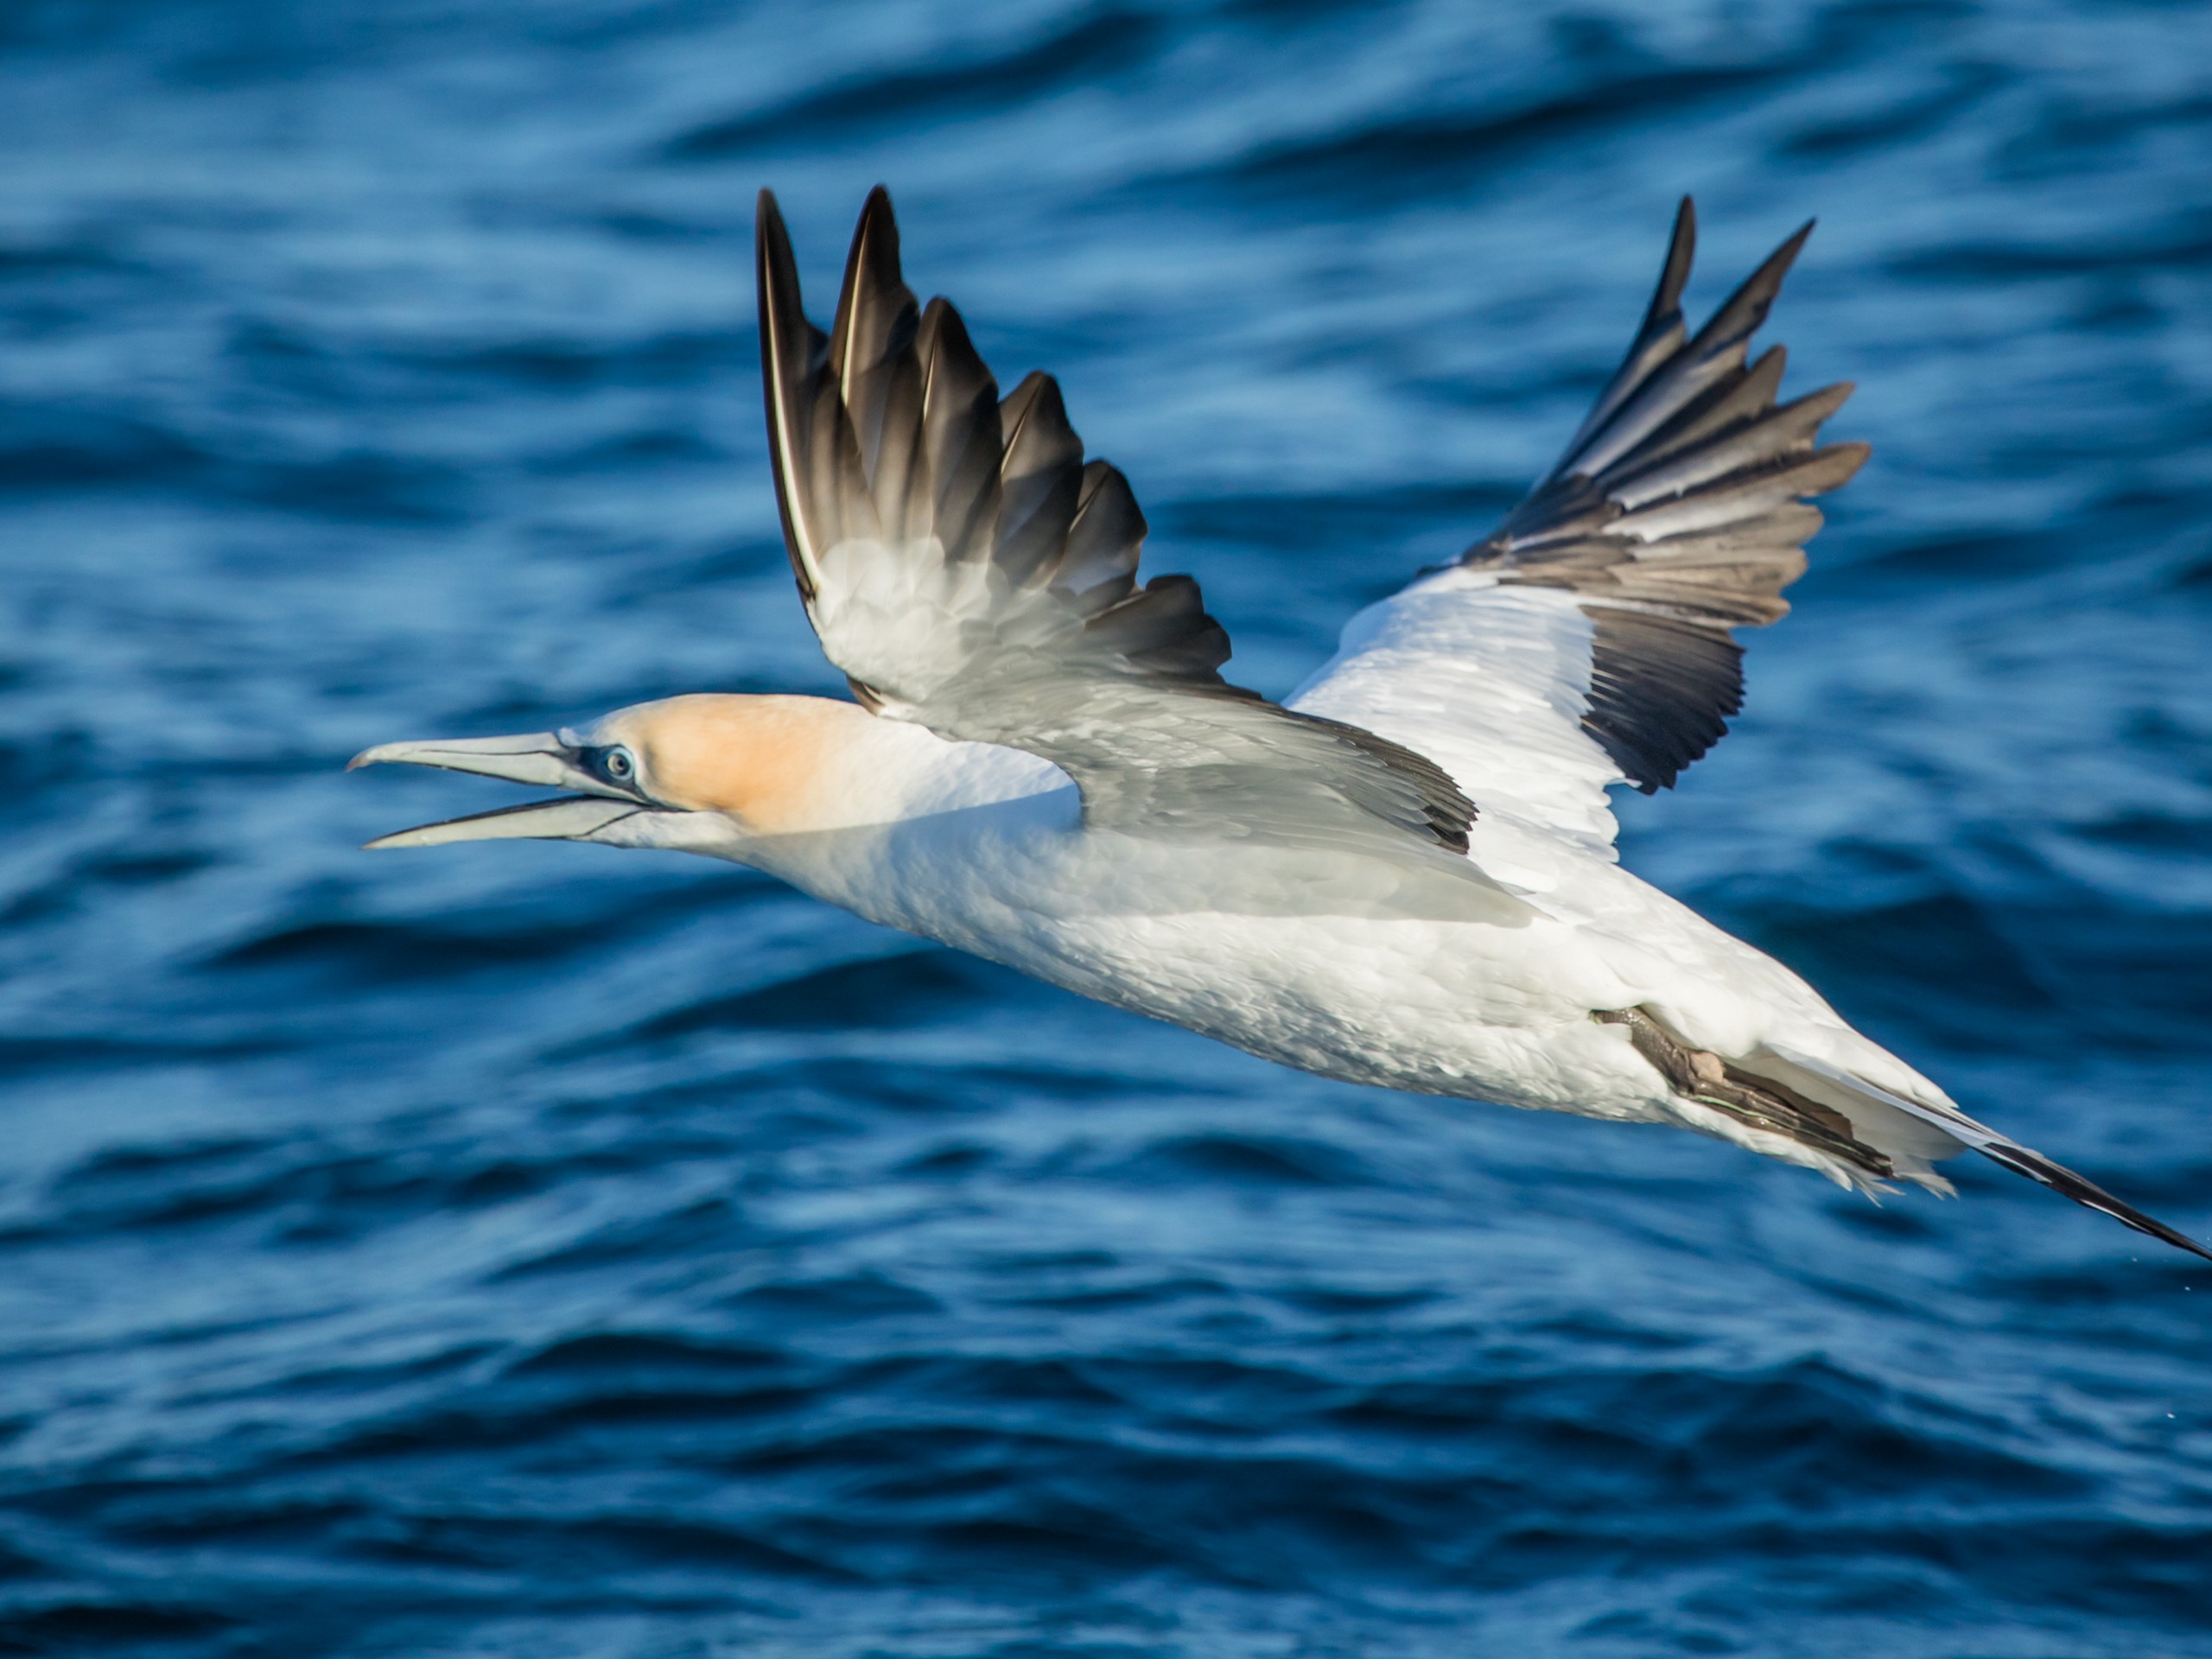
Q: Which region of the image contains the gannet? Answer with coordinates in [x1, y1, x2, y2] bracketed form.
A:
[353, 187, 2209, 1261]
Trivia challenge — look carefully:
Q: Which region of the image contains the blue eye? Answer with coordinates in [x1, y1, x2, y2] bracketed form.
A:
[602, 747, 636, 783]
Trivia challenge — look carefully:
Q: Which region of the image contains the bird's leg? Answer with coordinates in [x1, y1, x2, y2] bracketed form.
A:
[1594, 1006, 1893, 1179]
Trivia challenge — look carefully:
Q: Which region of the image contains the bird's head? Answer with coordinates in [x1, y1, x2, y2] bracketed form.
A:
[351, 693, 874, 855]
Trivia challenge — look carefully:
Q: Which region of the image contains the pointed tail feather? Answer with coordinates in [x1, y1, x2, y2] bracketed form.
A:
[1760, 1044, 2211, 1262]
[1973, 1141, 2212, 1262]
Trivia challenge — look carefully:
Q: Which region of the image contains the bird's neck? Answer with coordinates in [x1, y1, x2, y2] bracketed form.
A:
[658, 696, 1074, 913]
[728, 696, 1066, 832]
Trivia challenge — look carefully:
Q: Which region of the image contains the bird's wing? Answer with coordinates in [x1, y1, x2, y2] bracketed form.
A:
[1290, 200, 1866, 855]
[757, 188, 1473, 861]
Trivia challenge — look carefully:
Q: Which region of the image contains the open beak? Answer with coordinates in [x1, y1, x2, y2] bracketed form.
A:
[347, 732, 647, 849]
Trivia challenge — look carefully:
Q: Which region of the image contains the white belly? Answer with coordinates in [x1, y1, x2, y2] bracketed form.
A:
[757, 804, 1685, 1123]
[987, 900, 1676, 1121]
[690, 734, 1958, 1192]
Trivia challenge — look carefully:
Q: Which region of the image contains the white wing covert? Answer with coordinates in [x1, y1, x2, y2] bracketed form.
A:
[1292, 200, 1867, 855]
[758, 188, 1475, 863]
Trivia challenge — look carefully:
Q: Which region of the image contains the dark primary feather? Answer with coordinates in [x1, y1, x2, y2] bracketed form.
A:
[760, 187, 1211, 674]
[755, 187, 1475, 860]
[1466, 198, 1868, 791]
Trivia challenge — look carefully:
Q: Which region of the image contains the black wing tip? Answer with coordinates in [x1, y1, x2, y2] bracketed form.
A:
[1756, 217, 1817, 286]
[755, 188, 790, 252]
[755, 189, 798, 300]
[855, 182, 897, 228]
[1823, 437, 1872, 486]
[1682, 214, 1817, 354]
[758, 186, 906, 286]
[1650, 195, 1697, 316]
[1586, 724, 1705, 794]
[850, 184, 900, 264]
[916, 291, 978, 358]
[832, 183, 912, 380]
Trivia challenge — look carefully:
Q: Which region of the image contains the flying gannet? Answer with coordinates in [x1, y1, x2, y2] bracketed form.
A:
[353, 187, 2209, 1261]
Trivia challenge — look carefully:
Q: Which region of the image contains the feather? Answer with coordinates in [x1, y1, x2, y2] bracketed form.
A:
[755, 187, 1477, 863]
[1760, 1046, 2212, 1260]
[1294, 196, 1865, 846]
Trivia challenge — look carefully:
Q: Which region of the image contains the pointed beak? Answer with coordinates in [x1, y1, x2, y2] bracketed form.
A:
[348, 731, 648, 849]
[348, 732, 605, 791]
[358, 795, 650, 851]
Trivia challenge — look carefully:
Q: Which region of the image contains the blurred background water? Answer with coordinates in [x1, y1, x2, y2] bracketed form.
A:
[1, 1, 2210, 1654]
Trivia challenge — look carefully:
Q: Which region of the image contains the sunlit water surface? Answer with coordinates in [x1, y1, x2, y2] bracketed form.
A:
[2, 2, 2210, 1654]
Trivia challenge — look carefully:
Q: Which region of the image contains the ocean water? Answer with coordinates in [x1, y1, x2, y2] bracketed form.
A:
[2, 2, 2210, 1654]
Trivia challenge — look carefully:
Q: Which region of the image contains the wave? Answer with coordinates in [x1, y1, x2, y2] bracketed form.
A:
[3, 0, 2210, 1651]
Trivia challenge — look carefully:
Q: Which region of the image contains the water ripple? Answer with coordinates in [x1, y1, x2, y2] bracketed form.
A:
[3, 0, 2210, 1653]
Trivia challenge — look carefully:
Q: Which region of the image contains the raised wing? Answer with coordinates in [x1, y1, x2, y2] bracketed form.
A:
[757, 187, 1473, 861]
[1292, 199, 1866, 853]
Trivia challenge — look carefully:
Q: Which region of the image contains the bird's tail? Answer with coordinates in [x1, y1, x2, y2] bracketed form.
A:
[1605, 1007, 2212, 1262]
[1749, 1039, 2212, 1262]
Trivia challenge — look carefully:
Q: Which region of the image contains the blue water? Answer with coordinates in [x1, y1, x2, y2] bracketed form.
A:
[3, 2, 2211, 1653]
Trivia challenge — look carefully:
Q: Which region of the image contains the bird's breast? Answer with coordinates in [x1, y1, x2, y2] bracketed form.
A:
[774, 813, 1649, 1108]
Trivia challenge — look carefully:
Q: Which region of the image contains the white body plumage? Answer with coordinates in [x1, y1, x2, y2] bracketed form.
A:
[350, 186, 2210, 1259]
[621, 710, 1961, 1195]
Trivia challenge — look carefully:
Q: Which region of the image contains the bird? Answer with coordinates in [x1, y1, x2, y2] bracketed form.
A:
[352, 185, 2209, 1262]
